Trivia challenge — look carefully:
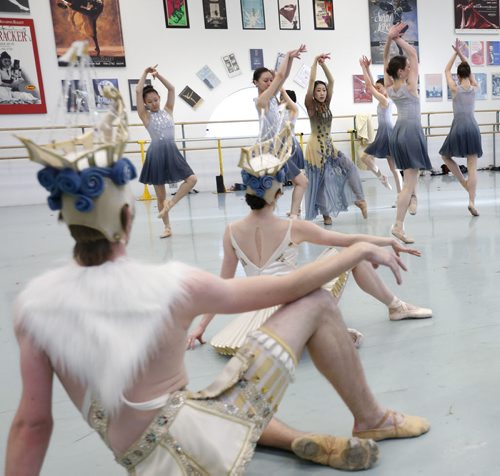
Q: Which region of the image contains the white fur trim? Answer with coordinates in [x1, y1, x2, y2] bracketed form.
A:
[15, 258, 191, 414]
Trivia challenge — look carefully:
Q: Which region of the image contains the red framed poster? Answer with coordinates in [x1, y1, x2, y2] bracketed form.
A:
[0, 17, 46, 114]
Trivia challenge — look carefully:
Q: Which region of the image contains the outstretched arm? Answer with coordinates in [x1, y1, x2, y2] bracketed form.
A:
[153, 71, 176, 115]
[383, 34, 394, 89]
[136, 66, 156, 125]
[6, 328, 54, 476]
[360, 56, 389, 107]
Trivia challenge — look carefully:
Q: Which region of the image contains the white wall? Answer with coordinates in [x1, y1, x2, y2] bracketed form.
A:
[1, 0, 499, 205]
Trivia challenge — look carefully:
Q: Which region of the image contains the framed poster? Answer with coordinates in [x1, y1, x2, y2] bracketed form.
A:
[164, 0, 189, 28]
[278, 0, 300, 30]
[196, 65, 220, 89]
[62, 79, 89, 113]
[492, 73, 500, 97]
[368, 0, 419, 64]
[353, 74, 372, 103]
[221, 53, 241, 77]
[179, 85, 203, 109]
[241, 0, 265, 29]
[424, 74, 443, 102]
[294, 63, 310, 88]
[49, 0, 126, 67]
[486, 41, 500, 65]
[203, 0, 227, 29]
[250, 48, 264, 70]
[475, 72, 487, 99]
[128, 78, 151, 112]
[470, 40, 485, 65]
[275, 52, 286, 71]
[313, 0, 334, 30]
[455, 0, 500, 34]
[93, 78, 119, 110]
[0, 0, 29, 13]
[0, 18, 46, 114]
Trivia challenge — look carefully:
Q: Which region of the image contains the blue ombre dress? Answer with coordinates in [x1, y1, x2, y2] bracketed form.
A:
[387, 85, 432, 170]
[439, 85, 482, 158]
[139, 110, 194, 185]
[364, 100, 394, 158]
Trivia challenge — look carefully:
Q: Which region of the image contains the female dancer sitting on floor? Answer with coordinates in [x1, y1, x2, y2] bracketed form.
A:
[359, 55, 402, 200]
[304, 53, 367, 225]
[137, 65, 197, 238]
[252, 47, 308, 218]
[186, 168, 432, 354]
[384, 23, 432, 244]
[440, 39, 482, 217]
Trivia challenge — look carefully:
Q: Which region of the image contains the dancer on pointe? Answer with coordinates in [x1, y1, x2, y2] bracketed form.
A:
[440, 39, 482, 217]
[384, 23, 432, 244]
[252, 47, 308, 219]
[304, 53, 367, 225]
[136, 65, 197, 238]
[359, 55, 402, 199]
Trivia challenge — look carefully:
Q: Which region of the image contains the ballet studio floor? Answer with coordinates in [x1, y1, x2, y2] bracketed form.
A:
[1, 171, 500, 475]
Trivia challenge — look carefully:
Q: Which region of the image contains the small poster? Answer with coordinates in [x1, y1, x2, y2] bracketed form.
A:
[425, 74, 443, 102]
[241, 0, 265, 29]
[0, 18, 46, 114]
[179, 85, 203, 109]
[221, 53, 241, 77]
[278, 0, 300, 30]
[455, 0, 500, 34]
[49, 0, 126, 67]
[313, 0, 334, 30]
[353, 74, 372, 103]
[293, 63, 310, 88]
[0, 0, 29, 13]
[128, 78, 151, 112]
[92, 78, 119, 110]
[275, 52, 286, 71]
[203, 0, 227, 29]
[250, 48, 264, 70]
[486, 41, 500, 64]
[492, 73, 500, 97]
[62, 79, 89, 113]
[470, 41, 485, 65]
[196, 65, 221, 89]
[475, 72, 487, 99]
[164, 0, 189, 28]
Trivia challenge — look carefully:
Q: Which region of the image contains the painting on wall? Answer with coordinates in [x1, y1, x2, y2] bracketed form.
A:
[313, 0, 334, 30]
[128, 78, 151, 112]
[250, 48, 264, 70]
[278, 0, 300, 30]
[92, 78, 119, 110]
[425, 74, 443, 102]
[0, 18, 46, 114]
[486, 40, 500, 64]
[196, 65, 221, 89]
[164, 0, 190, 28]
[475, 72, 487, 99]
[0, 0, 29, 13]
[49, 0, 126, 67]
[353, 74, 372, 103]
[469, 40, 485, 65]
[241, 0, 266, 29]
[492, 73, 500, 97]
[455, 0, 500, 34]
[179, 85, 203, 109]
[203, 0, 227, 29]
[62, 79, 89, 113]
[368, 0, 419, 64]
[221, 53, 242, 77]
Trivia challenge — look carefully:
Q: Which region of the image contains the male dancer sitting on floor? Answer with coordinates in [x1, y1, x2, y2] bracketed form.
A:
[6, 137, 430, 475]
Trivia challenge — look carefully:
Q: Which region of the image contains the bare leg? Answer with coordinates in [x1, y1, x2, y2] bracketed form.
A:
[442, 155, 468, 189]
[289, 172, 308, 217]
[466, 155, 478, 214]
[258, 418, 303, 451]
[392, 168, 419, 243]
[159, 174, 197, 218]
[153, 184, 171, 237]
[361, 153, 379, 175]
[351, 261, 394, 306]
[387, 156, 402, 193]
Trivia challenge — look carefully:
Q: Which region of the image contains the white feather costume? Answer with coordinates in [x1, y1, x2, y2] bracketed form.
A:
[14, 258, 190, 414]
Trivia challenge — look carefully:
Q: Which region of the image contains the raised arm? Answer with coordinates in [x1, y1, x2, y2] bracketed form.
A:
[360, 55, 389, 107]
[256, 44, 306, 111]
[136, 66, 155, 125]
[153, 71, 176, 115]
[305, 53, 330, 113]
[444, 46, 460, 95]
[320, 58, 334, 100]
[280, 88, 298, 120]
[392, 23, 419, 93]
[454, 39, 478, 87]
[383, 34, 394, 89]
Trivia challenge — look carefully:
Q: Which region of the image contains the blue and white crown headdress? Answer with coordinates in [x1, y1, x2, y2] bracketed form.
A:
[239, 121, 294, 204]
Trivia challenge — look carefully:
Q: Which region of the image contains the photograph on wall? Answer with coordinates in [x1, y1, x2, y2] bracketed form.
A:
[128, 78, 151, 112]
[313, 0, 334, 30]
[353, 74, 372, 103]
[92, 78, 119, 110]
[486, 40, 500, 64]
[250, 48, 264, 70]
[221, 53, 242, 77]
[470, 40, 485, 65]
[368, 0, 419, 64]
[179, 85, 203, 109]
[278, 0, 300, 30]
[164, 0, 189, 28]
[62, 79, 89, 113]
[425, 74, 443, 102]
[0, 0, 29, 13]
[455, 0, 499, 34]
[275, 52, 286, 71]
[492, 73, 500, 97]
[0, 18, 46, 114]
[475, 72, 487, 99]
[196, 65, 221, 89]
[294, 63, 310, 88]
[203, 0, 227, 29]
[49, 0, 126, 67]
[241, 0, 266, 29]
